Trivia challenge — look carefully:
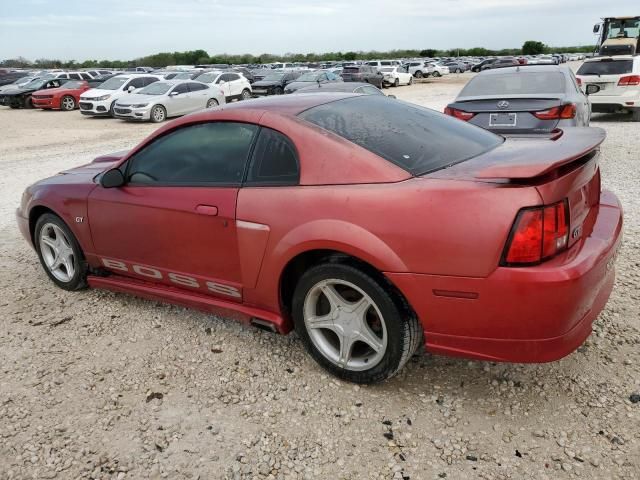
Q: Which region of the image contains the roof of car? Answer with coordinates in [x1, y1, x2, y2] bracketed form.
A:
[296, 82, 377, 93]
[478, 65, 570, 75]
[207, 92, 359, 116]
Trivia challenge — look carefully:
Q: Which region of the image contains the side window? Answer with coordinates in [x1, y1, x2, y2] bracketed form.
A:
[80, 73, 92, 80]
[245, 128, 299, 186]
[363, 86, 384, 95]
[143, 77, 159, 86]
[172, 83, 189, 95]
[126, 122, 258, 186]
[127, 78, 145, 89]
[69, 73, 81, 80]
[354, 86, 365, 94]
[215, 74, 225, 84]
[188, 82, 207, 92]
[227, 73, 240, 82]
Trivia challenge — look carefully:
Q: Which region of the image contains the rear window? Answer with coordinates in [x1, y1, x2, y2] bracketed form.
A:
[459, 72, 565, 96]
[342, 67, 359, 73]
[299, 96, 502, 175]
[577, 59, 633, 76]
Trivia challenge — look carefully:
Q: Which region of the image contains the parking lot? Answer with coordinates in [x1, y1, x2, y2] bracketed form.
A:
[0, 71, 638, 480]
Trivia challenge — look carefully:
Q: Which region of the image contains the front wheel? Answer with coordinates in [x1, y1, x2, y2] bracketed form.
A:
[241, 89, 251, 100]
[206, 98, 219, 108]
[414, 71, 423, 78]
[292, 263, 422, 384]
[61, 95, 76, 111]
[274, 86, 284, 95]
[433, 71, 441, 77]
[35, 213, 87, 291]
[150, 105, 166, 123]
[24, 96, 33, 109]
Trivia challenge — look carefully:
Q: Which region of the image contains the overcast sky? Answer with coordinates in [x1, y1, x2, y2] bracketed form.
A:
[0, 0, 636, 60]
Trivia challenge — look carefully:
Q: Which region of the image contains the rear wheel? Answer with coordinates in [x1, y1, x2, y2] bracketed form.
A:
[433, 71, 441, 77]
[241, 89, 251, 100]
[61, 95, 76, 111]
[150, 105, 166, 123]
[35, 213, 87, 291]
[414, 70, 423, 78]
[274, 86, 284, 95]
[24, 96, 33, 109]
[292, 263, 421, 384]
[206, 98, 219, 108]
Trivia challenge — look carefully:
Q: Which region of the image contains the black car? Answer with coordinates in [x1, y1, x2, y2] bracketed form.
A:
[0, 77, 70, 109]
[294, 82, 390, 96]
[284, 71, 343, 94]
[0, 71, 31, 87]
[482, 58, 520, 70]
[252, 72, 301, 96]
[341, 65, 384, 88]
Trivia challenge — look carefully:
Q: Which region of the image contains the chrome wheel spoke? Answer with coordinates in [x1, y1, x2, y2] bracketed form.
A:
[337, 335, 355, 367]
[320, 284, 348, 310]
[355, 324, 383, 352]
[40, 235, 57, 250]
[306, 313, 335, 331]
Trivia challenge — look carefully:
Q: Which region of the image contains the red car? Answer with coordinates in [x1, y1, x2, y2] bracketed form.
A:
[16, 94, 622, 383]
[31, 80, 90, 111]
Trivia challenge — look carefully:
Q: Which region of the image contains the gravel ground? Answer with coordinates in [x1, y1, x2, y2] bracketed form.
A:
[0, 71, 638, 480]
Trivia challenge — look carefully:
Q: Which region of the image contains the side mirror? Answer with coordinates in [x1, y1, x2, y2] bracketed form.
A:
[100, 168, 125, 188]
[127, 85, 135, 93]
[169, 91, 179, 96]
[593, 24, 600, 34]
[585, 84, 601, 95]
[387, 94, 397, 99]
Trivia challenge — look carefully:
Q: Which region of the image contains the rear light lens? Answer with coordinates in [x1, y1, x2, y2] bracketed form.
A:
[533, 104, 576, 120]
[444, 107, 475, 121]
[618, 75, 640, 86]
[503, 200, 569, 265]
[576, 77, 582, 86]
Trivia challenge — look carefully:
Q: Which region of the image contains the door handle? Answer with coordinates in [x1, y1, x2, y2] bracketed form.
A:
[195, 204, 218, 216]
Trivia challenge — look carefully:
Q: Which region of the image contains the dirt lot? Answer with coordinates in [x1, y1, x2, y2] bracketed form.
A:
[0, 72, 638, 480]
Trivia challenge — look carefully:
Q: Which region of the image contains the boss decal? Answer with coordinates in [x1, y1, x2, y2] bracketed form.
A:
[100, 258, 241, 299]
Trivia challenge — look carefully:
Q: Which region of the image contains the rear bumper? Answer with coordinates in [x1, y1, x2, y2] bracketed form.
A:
[387, 190, 623, 363]
[589, 92, 640, 112]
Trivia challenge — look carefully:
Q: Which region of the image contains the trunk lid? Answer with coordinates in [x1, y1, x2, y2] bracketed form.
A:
[426, 127, 605, 248]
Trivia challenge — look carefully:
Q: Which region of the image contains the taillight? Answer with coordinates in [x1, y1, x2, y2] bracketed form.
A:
[502, 200, 569, 266]
[444, 106, 475, 121]
[533, 104, 576, 120]
[618, 75, 640, 86]
[575, 77, 582, 86]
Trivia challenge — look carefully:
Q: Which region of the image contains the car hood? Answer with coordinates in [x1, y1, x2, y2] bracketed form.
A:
[252, 80, 283, 87]
[0, 86, 37, 95]
[116, 93, 163, 105]
[81, 88, 119, 98]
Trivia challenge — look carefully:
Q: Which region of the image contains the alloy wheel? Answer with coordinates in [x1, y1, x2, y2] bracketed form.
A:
[62, 96, 75, 111]
[206, 98, 219, 108]
[303, 279, 387, 371]
[39, 223, 75, 283]
[151, 106, 165, 122]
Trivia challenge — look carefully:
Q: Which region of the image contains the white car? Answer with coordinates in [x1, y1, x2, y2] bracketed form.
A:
[367, 60, 401, 71]
[576, 55, 640, 122]
[113, 80, 225, 123]
[405, 61, 434, 78]
[193, 71, 252, 102]
[79, 74, 163, 117]
[428, 63, 450, 77]
[380, 66, 413, 87]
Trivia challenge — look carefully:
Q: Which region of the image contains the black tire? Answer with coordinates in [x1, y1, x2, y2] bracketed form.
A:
[150, 104, 166, 123]
[408, 77, 413, 85]
[24, 96, 33, 109]
[393, 78, 399, 87]
[292, 263, 422, 384]
[34, 213, 88, 291]
[61, 95, 76, 111]
[414, 71, 423, 78]
[206, 98, 219, 108]
[274, 86, 284, 95]
[241, 89, 251, 101]
[9, 104, 20, 109]
[433, 71, 441, 77]
[632, 109, 640, 122]
[109, 100, 117, 117]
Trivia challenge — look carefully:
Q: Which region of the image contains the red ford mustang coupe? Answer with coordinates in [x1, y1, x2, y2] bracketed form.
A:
[32, 80, 91, 111]
[16, 94, 623, 383]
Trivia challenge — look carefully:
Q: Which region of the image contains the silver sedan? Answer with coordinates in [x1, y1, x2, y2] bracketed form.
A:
[113, 80, 225, 123]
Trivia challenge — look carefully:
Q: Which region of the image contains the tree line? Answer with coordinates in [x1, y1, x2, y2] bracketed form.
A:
[1, 42, 596, 69]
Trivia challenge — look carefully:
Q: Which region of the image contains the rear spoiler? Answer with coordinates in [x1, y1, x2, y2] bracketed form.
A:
[474, 127, 605, 179]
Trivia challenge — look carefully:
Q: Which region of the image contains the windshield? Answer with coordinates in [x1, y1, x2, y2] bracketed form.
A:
[577, 59, 633, 76]
[342, 67, 359, 73]
[138, 82, 172, 95]
[22, 79, 45, 89]
[195, 72, 219, 83]
[296, 72, 322, 82]
[460, 72, 565, 96]
[300, 96, 502, 175]
[262, 73, 285, 81]
[99, 77, 128, 90]
[606, 18, 640, 39]
[63, 81, 83, 89]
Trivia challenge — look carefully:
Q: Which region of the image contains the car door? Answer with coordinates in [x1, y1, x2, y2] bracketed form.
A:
[228, 73, 244, 97]
[87, 121, 259, 301]
[187, 82, 209, 110]
[165, 83, 189, 116]
[216, 74, 232, 99]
